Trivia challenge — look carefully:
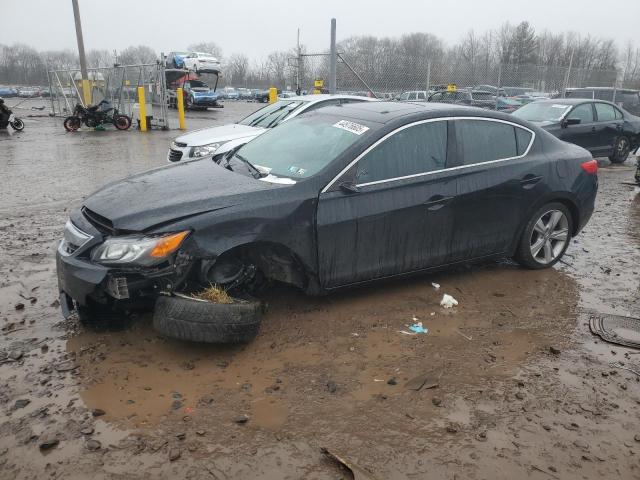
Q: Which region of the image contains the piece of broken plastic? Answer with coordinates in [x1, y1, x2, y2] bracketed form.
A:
[440, 294, 458, 308]
[432, 282, 440, 290]
[409, 322, 428, 334]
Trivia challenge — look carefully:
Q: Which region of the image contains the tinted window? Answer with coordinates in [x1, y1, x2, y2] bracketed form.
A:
[615, 108, 623, 119]
[429, 92, 443, 102]
[569, 104, 594, 123]
[515, 128, 533, 155]
[355, 121, 447, 184]
[594, 103, 616, 122]
[417, 92, 426, 100]
[408, 92, 417, 100]
[456, 120, 518, 165]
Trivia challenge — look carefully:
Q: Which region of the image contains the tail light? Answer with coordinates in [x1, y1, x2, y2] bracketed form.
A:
[581, 159, 598, 175]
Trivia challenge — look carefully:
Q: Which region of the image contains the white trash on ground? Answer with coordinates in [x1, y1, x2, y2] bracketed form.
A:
[431, 282, 440, 290]
[440, 294, 458, 309]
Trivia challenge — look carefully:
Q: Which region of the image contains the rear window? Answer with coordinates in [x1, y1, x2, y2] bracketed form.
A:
[456, 120, 520, 165]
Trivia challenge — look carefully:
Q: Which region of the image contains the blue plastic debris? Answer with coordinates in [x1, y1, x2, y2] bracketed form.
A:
[409, 323, 428, 334]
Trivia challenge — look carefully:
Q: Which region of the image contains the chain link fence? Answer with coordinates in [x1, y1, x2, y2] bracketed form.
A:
[295, 53, 635, 103]
[48, 63, 169, 129]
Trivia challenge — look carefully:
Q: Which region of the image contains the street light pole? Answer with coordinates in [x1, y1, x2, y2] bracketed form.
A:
[71, 0, 91, 105]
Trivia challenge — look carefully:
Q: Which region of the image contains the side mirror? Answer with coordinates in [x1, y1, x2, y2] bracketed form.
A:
[563, 117, 581, 127]
[339, 181, 360, 194]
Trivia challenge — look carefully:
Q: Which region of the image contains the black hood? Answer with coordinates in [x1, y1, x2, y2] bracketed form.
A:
[83, 160, 274, 232]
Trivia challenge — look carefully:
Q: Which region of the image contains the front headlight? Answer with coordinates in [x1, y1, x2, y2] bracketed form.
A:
[91, 231, 189, 266]
[192, 142, 226, 158]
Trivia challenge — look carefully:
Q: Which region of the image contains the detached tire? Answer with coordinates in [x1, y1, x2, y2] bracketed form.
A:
[153, 295, 263, 343]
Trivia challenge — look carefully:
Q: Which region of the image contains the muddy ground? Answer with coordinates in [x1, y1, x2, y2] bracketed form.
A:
[1, 99, 640, 480]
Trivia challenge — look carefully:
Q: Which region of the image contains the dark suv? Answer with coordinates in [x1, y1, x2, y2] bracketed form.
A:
[565, 88, 640, 116]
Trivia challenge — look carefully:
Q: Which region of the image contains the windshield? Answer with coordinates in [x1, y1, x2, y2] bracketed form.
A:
[238, 100, 305, 128]
[513, 102, 571, 122]
[233, 115, 374, 180]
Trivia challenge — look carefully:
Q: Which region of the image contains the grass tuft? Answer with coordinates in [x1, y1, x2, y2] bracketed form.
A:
[192, 284, 234, 304]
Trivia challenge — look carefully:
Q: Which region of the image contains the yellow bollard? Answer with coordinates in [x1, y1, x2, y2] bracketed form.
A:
[81, 79, 92, 106]
[269, 87, 277, 104]
[137, 86, 147, 132]
[176, 87, 186, 130]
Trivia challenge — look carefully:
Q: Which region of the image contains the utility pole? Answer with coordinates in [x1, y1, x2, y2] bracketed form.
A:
[296, 28, 301, 95]
[329, 18, 337, 94]
[71, 0, 91, 105]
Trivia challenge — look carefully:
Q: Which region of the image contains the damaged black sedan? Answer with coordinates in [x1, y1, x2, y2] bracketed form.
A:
[57, 101, 598, 336]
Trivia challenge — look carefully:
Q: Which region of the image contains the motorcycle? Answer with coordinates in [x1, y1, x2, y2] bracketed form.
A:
[0, 108, 24, 131]
[63, 100, 132, 132]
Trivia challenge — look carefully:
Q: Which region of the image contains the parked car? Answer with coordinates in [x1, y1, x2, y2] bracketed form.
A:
[512, 98, 640, 163]
[238, 88, 253, 100]
[515, 91, 551, 105]
[474, 85, 506, 97]
[495, 97, 522, 113]
[166, 51, 190, 69]
[503, 87, 536, 97]
[0, 86, 19, 98]
[254, 89, 271, 103]
[18, 87, 40, 98]
[395, 90, 428, 101]
[565, 87, 640, 116]
[223, 88, 240, 100]
[168, 79, 220, 110]
[278, 91, 298, 99]
[167, 94, 377, 162]
[57, 102, 597, 328]
[182, 52, 221, 74]
[428, 89, 496, 109]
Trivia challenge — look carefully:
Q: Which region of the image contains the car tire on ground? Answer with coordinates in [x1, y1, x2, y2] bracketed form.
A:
[609, 136, 631, 164]
[153, 294, 263, 343]
[514, 202, 573, 269]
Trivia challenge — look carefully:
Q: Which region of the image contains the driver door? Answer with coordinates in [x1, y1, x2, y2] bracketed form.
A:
[316, 120, 456, 288]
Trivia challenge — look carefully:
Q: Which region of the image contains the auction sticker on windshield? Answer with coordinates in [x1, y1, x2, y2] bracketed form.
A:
[333, 120, 370, 135]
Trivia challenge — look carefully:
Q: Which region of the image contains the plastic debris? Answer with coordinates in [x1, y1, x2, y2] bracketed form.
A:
[440, 294, 458, 308]
[432, 282, 441, 290]
[409, 322, 428, 334]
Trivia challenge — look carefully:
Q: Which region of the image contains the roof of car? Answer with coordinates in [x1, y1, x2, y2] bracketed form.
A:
[313, 101, 500, 124]
[287, 94, 378, 103]
[532, 98, 604, 105]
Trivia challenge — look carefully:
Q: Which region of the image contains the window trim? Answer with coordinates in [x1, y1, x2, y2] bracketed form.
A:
[321, 116, 536, 192]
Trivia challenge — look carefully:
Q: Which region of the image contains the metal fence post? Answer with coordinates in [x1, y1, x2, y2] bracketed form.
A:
[426, 61, 431, 94]
[329, 18, 337, 94]
[495, 64, 502, 110]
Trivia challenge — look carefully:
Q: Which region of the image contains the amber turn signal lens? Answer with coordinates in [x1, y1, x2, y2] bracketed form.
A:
[150, 231, 190, 258]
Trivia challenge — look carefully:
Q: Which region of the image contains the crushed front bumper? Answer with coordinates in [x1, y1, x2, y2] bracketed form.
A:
[56, 221, 193, 318]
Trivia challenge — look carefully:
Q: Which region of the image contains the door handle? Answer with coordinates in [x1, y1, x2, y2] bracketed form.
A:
[520, 175, 542, 189]
[591, 126, 597, 132]
[424, 195, 454, 211]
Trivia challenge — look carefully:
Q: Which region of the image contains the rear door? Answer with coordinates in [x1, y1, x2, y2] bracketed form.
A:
[593, 102, 624, 155]
[560, 103, 598, 152]
[447, 118, 541, 260]
[316, 119, 456, 288]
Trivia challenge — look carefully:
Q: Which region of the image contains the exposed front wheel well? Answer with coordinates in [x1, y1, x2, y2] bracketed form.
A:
[199, 242, 310, 292]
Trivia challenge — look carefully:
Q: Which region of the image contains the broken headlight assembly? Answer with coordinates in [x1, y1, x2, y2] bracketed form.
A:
[90, 231, 190, 267]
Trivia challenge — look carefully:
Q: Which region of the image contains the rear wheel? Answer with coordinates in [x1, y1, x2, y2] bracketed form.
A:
[113, 114, 132, 130]
[515, 202, 573, 269]
[9, 118, 24, 131]
[63, 116, 81, 132]
[609, 136, 631, 164]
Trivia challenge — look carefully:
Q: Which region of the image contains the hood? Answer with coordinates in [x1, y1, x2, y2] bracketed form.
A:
[83, 160, 275, 232]
[174, 124, 264, 146]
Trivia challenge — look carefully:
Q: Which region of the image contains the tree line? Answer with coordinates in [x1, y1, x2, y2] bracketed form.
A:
[1, 22, 639, 92]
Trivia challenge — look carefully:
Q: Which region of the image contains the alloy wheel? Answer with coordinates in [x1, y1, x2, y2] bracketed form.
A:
[617, 137, 629, 156]
[529, 209, 569, 265]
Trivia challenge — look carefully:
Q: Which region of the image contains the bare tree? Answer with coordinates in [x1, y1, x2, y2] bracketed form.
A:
[226, 53, 249, 86]
[187, 42, 222, 59]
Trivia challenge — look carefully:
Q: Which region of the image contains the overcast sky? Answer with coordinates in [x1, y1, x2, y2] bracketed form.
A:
[5, 0, 640, 60]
